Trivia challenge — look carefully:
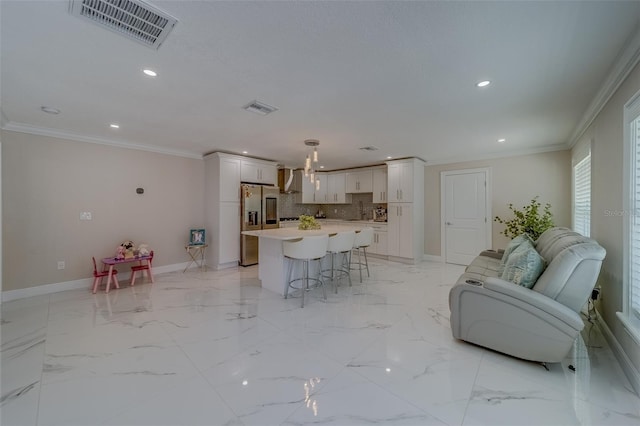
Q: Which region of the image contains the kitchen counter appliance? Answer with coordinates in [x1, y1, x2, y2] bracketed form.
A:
[373, 206, 387, 222]
[240, 183, 280, 266]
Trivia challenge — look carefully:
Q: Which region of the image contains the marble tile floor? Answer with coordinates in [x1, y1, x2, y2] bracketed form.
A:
[2, 259, 639, 426]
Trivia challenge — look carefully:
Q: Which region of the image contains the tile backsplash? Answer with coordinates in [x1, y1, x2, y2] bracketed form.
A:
[279, 193, 386, 220]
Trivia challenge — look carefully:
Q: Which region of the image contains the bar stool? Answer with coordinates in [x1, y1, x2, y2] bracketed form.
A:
[322, 231, 356, 293]
[283, 235, 329, 308]
[351, 227, 374, 283]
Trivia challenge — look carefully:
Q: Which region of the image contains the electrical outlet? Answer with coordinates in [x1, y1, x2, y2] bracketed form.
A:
[57, 261, 65, 270]
[591, 288, 600, 300]
[80, 211, 92, 220]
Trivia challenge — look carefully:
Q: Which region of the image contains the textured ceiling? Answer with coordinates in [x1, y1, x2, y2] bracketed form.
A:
[2, 1, 640, 169]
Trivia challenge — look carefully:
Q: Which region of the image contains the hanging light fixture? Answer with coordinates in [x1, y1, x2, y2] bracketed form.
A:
[303, 139, 320, 190]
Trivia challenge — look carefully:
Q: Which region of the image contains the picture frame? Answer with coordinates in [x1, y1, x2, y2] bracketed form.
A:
[189, 228, 206, 245]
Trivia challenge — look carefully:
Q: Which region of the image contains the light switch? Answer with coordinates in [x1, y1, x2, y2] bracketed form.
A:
[80, 212, 92, 221]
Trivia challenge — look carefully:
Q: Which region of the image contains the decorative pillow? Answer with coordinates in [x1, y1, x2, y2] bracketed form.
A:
[498, 234, 533, 275]
[500, 240, 546, 289]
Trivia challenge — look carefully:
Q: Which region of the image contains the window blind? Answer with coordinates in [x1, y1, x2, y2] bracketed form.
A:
[632, 118, 640, 318]
[573, 153, 591, 237]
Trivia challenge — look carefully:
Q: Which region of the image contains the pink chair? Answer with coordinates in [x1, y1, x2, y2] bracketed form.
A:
[130, 251, 154, 286]
[92, 257, 119, 294]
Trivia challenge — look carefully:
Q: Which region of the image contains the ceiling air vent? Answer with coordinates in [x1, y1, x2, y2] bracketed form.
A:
[243, 100, 279, 116]
[359, 146, 379, 152]
[69, 0, 178, 50]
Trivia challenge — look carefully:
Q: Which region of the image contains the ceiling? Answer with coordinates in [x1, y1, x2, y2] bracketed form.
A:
[2, 1, 640, 170]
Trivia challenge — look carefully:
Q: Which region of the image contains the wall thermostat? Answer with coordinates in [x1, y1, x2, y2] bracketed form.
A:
[136, 188, 144, 194]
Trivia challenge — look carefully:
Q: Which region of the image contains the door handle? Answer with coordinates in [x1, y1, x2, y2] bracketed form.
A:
[446, 222, 452, 225]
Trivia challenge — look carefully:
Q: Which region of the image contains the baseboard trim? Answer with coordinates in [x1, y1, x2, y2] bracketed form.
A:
[1, 262, 192, 303]
[215, 261, 240, 270]
[423, 254, 443, 262]
[595, 309, 640, 396]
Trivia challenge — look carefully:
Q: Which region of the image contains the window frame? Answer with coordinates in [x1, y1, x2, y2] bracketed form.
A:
[572, 141, 591, 237]
[618, 89, 640, 342]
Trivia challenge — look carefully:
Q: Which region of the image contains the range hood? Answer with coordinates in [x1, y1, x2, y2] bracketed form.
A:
[278, 168, 299, 193]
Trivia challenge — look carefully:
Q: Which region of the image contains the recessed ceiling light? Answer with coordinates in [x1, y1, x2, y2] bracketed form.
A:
[319, 165, 325, 169]
[110, 123, 120, 129]
[498, 138, 506, 143]
[476, 80, 491, 88]
[242, 151, 248, 154]
[41, 106, 60, 115]
[143, 69, 157, 77]
[386, 156, 393, 159]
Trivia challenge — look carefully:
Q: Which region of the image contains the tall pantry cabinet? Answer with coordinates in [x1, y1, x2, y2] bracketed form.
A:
[204, 153, 241, 269]
[386, 158, 425, 263]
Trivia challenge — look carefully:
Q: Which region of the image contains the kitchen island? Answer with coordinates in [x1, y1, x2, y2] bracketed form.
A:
[242, 225, 364, 296]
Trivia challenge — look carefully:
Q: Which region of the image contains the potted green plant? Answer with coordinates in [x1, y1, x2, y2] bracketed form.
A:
[494, 196, 554, 240]
[298, 214, 321, 230]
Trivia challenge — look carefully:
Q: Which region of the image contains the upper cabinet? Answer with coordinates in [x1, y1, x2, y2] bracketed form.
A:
[240, 159, 277, 185]
[294, 171, 326, 204]
[219, 155, 241, 202]
[345, 170, 373, 193]
[327, 172, 352, 204]
[387, 160, 415, 202]
[372, 167, 387, 203]
[294, 171, 351, 204]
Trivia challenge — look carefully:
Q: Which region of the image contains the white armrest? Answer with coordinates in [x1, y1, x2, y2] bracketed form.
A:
[483, 277, 583, 330]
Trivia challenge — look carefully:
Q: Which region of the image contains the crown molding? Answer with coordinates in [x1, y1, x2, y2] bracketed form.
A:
[567, 25, 640, 148]
[426, 143, 568, 167]
[1, 121, 204, 160]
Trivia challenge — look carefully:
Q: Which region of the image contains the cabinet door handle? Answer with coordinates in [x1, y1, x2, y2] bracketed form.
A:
[400, 189, 403, 200]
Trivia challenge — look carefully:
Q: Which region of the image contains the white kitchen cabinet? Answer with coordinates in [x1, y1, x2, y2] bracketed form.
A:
[346, 169, 373, 193]
[219, 202, 240, 264]
[240, 159, 277, 185]
[204, 153, 243, 269]
[387, 203, 413, 258]
[385, 157, 424, 263]
[220, 155, 241, 202]
[387, 160, 414, 202]
[369, 223, 388, 256]
[327, 172, 352, 204]
[372, 167, 387, 203]
[315, 173, 328, 203]
[294, 171, 328, 203]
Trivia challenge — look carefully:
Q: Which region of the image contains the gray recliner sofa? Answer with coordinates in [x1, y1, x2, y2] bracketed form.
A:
[449, 227, 606, 363]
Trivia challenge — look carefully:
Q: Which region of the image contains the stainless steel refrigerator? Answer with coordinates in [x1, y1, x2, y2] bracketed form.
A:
[240, 184, 280, 266]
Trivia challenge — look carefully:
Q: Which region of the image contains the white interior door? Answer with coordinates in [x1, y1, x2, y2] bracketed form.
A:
[442, 169, 491, 265]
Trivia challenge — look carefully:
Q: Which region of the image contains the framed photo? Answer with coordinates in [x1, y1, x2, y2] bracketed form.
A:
[189, 229, 205, 245]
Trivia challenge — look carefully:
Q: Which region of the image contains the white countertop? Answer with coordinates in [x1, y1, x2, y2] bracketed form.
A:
[242, 225, 362, 240]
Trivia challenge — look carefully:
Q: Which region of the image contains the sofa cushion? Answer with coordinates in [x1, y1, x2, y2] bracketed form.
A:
[535, 227, 572, 250]
[535, 229, 582, 260]
[499, 234, 533, 275]
[501, 240, 547, 288]
[538, 233, 591, 263]
[460, 255, 502, 283]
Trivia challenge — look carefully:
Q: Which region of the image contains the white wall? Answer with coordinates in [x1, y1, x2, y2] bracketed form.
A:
[574, 61, 640, 389]
[424, 150, 572, 256]
[2, 130, 205, 293]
